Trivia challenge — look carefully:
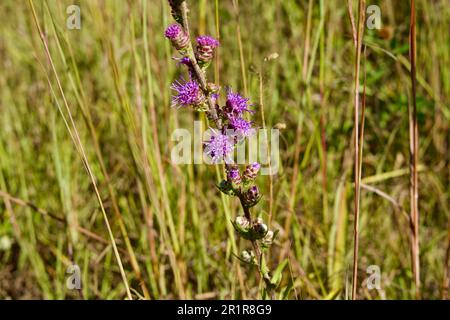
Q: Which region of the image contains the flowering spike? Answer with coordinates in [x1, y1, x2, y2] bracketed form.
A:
[165, 0, 277, 295]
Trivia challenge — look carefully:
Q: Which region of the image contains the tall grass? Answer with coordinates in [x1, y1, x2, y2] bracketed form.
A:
[0, 0, 448, 300]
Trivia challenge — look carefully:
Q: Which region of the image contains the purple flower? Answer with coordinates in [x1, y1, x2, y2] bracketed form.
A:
[204, 132, 234, 163]
[171, 79, 204, 107]
[165, 24, 189, 50]
[180, 57, 191, 65]
[196, 35, 220, 63]
[227, 117, 255, 139]
[224, 89, 252, 116]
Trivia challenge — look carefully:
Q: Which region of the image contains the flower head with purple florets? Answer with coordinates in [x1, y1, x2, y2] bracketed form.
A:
[204, 131, 234, 164]
[165, 24, 189, 50]
[171, 79, 204, 107]
[196, 35, 220, 48]
[196, 35, 220, 63]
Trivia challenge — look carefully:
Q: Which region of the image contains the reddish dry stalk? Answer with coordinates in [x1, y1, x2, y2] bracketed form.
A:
[351, 0, 365, 300]
[408, 0, 421, 299]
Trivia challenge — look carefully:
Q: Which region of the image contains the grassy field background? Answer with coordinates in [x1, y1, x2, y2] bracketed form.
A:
[0, 0, 448, 299]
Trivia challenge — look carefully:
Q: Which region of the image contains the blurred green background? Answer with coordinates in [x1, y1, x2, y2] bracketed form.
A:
[0, 0, 448, 299]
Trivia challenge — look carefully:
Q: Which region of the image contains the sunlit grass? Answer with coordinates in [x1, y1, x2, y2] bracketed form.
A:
[0, 0, 448, 300]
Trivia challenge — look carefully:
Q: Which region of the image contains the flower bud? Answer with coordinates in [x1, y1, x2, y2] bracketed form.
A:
[226, 164, 242, 186]
[241, 250, 255, 264]
[232, 215, 253, 240]
[217, 180, 236, 196]
[207, 82, 220, 94]
[243, 162, 261, 181]
[253, 217, 268, 238]
[165, 24, 189, 51]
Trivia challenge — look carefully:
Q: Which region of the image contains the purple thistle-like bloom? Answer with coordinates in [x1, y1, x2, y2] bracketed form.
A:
[165, 24, 189, 50]
[224, 90, 252, 116]
[196, 35, 220, 48]
[204, 132, 234, 163]
[226, 164, 242, 185]
[196, 35, 220, 63]
[171, 79, 204, 107]
[228, 117, 255, 139]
